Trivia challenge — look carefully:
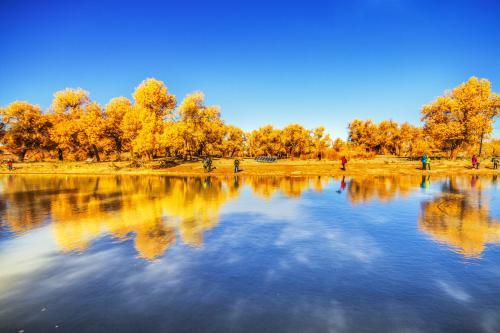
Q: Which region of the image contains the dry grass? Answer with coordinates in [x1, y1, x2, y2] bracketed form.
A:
[0, 156, 498, 176]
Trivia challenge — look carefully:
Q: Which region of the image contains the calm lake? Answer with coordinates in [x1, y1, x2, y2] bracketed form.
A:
[1, 174, 499, 333]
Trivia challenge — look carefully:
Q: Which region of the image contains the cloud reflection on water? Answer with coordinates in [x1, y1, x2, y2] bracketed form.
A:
[0, 174, 499, 333]
[0, 174, 498, 260]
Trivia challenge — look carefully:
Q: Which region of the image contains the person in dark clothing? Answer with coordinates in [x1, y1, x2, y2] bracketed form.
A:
[7, 160, 13, 171]
[234, 159, 240, 173]
[492, 156, 499, 170]
[203, 157, 213, 172]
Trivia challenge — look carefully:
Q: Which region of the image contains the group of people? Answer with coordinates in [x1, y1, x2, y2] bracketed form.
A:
[421, 154, 499, 170]
[470, 155, 499, 170]
[202, 156, 350, 173]
[421, 154, 432, 170]
[203, 156, 240, 173]
[202, 156, 214, 173]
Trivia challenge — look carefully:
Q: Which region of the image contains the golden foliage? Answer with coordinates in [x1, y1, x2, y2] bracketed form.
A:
[422, 77, 498, 157]
[176, 91, 225, 157]
[0, 101, 52, 160]
[104, 97, 132, 156]
[1, 76, 497, 161]
[348, 119, 427, 157]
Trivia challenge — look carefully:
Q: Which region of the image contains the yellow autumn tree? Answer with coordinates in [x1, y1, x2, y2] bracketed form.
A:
[422, 77, 498, 158]
[104, 96, 132, 159]
[0, 101, 53, 161]
[483, 138, 500, 157]
[397, 122, 432, 157]
[122, 78, 176, 159]
[49, 88, 90, 160]
[348, 119, 378, 152]
[80, 102, 107, 161]
[177, 91, 225, 158]
[158, 120, 184, 158]
[376, 120, 400, 155]
[312, 126, 331, 159]
[281, 124, 312, 158]
[221, 125, 245, 157]
[247, 125, 285, 157]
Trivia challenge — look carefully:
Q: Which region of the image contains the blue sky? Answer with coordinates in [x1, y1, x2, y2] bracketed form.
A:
[1, 0, 499, 138]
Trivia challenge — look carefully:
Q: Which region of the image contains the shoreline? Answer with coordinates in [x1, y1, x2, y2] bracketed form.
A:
[0, 158, 498, 177]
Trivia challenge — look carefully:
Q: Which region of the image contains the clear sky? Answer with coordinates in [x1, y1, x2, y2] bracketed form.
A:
[1, 0, 499, 138]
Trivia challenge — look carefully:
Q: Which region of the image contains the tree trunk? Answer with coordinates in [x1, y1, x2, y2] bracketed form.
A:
[17, 149, 27, 162]
[92, 145, 100, 162]
[58, 148, 64, 161]
[478, 131, 484, 157]
[115, 139, 122, 161]
[449, 146, 459, 160]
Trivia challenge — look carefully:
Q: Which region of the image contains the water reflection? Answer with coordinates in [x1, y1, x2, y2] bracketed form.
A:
[1, 174, 499, 260]
[418, 176, 500, 258]
[1, 176, 241, 260]
[346, 175, 422, 203]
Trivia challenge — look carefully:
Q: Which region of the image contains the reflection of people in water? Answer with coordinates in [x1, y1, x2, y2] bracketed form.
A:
[470, 175, 479, 189]
[203, 176, 212, 188]
[336, 176, 346, 193]
[420, 175, 430, 189]
[493, 175, 497, 185]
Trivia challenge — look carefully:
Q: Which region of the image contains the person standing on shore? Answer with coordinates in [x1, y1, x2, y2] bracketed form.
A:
[7, 160, 13, 171]
[492, 156, 499, 170]
[421, 154, 428, 170]
[472, 155, 479, 169]
[234, 159, 240, 173]
[203, 156, 213, 172]
[341, 156, 348, 171]
[426, 155, 431, 170]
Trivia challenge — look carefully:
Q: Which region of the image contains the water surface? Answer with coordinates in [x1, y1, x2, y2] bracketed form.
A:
[1, 175, 499, 332]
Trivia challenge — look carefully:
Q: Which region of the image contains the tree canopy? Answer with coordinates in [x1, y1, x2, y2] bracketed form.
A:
[1, 76, 497, 161]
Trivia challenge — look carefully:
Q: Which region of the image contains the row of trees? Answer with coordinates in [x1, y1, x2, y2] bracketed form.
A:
[0, 78, 334, 161]
[0, 77, 498, 161]
[348, 77, 499, 158]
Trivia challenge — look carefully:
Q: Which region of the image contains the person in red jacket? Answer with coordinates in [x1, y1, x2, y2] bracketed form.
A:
[7, 160, 13, 171]
[472, 155, 479, 169]
[341, 156, 348, 171]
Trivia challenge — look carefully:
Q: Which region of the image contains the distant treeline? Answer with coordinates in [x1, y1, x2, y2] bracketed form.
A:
[0, 77, 498, 162]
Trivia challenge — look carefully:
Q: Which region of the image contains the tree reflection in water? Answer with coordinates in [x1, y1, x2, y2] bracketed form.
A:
[0, 175, 328, 260]
[418, 176, 500, 258]
[1, 174, 498, 259]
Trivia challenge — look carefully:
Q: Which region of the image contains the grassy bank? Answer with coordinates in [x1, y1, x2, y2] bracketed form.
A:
[0, 157, 498, 176]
